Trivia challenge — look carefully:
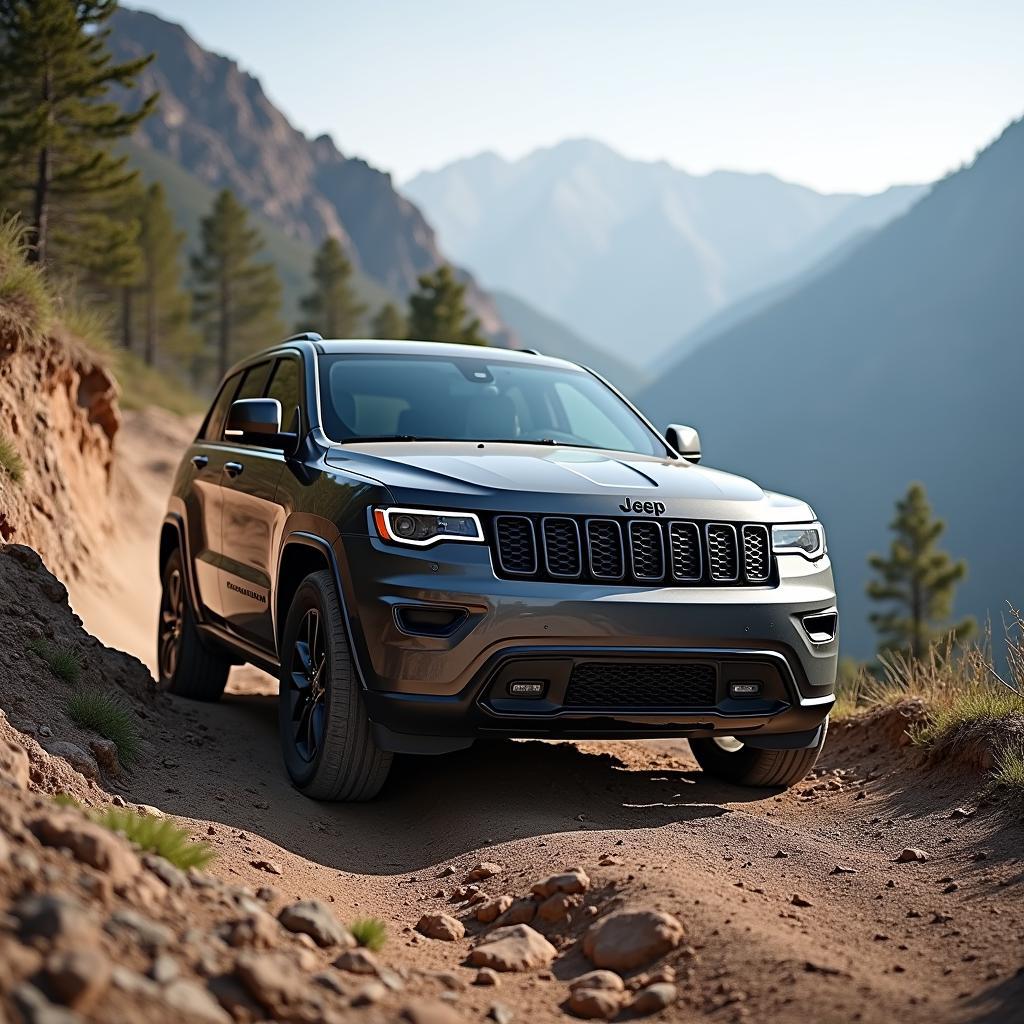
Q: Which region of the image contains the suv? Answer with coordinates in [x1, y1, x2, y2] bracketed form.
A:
[159, 335, 838, 801]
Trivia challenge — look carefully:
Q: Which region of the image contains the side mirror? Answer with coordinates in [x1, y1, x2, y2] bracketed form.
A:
[224, 398, 297, 450]
[665, 423, 701, 464]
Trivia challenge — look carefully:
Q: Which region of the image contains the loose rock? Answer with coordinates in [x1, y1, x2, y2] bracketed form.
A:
[470, 924, 557, 972]
[582, 908, 685, 971]
[567, 986, 624, 1019]
[570, 971, 624, 992]
[0, 738, 30, 790]
[475, 967, 501, 986]
[497, 897, 538, 926]
[277, 900, 354, 948]
[477, 895, 514, 924]
[45, 949, 111, 1011]
[895, 848, 930, 863]
[334, 948, 380, 975]
[29, 812, 140, 886]
[416, 913, 465, 941]
[631, 982, 677, 1014]
[530, 868, 590, 899]
[466, 861, 502, 882]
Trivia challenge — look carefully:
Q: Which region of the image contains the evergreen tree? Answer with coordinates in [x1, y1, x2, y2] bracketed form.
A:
[867, 482, 974, 659]
[406, 264, 487, 346]
[190, 190, 282, 380]
[296, 237, 364, 338]
[0, 0, 157, 269]
[370, 301, 406, 340]
[135, 183, 193, 366]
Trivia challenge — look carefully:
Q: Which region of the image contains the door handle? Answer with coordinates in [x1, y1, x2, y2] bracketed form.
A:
[224, 461, 244, 478]
[190, 455, 209, 469]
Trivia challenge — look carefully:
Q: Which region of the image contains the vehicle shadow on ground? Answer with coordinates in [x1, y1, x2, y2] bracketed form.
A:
[132, 691, 773, 875]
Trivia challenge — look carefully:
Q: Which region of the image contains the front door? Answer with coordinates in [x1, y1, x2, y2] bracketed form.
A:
[219, 356, 301, 649]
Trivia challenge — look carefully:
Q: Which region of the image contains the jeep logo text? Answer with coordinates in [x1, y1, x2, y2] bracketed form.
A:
[619, 498, 665, 516]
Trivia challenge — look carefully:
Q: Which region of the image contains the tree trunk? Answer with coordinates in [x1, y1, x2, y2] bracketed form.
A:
[28, 66, 54, 265]
[218, 274, 231, 380]
[121, 287, 133, 349]
[144, 286, 157, 366]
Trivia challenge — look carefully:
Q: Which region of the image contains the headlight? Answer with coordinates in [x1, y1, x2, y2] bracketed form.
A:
[373, 507, 484, 547]
[771, 522, 826, 560]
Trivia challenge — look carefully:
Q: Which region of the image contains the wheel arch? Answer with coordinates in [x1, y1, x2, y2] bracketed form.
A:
[275, 532, 369, 690]
[159, 513, 204, 624]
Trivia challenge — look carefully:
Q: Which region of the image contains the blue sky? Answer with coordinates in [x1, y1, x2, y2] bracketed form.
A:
[134, 1, 1024, 194]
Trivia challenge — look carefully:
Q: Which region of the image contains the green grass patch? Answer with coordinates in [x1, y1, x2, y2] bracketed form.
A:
[0, 214, 53, 347]
[64, 690, 140, 768]
[92, 807, 216, 870]
[0, 432, 26, 483]
[349, 917, 387, 951]
[28, 637, 83, 685]
[51, 793, 82, 809]
[992, 745, 1024, 793]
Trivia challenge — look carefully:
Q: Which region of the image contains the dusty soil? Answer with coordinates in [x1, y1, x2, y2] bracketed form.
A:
[7, 406, 1022, 1023]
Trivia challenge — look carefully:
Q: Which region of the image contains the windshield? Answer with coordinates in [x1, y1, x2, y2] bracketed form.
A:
[318, 353, 665, 457]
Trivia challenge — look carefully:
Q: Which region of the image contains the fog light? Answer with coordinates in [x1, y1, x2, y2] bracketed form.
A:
[729, 681, 762, 699]
[508, 680, 547, 698]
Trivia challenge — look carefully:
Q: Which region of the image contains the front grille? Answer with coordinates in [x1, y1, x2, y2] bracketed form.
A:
[490, 514, 774, 587]
[706, 524, 739, 581]
[565, 661, 717, 708]
[542, 517, 581, 577]
[742, 525, 771, 583]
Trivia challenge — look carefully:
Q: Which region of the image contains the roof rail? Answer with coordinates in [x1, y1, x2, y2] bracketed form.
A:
[519, 348, 542, 355]
[285, 331, 323, 342]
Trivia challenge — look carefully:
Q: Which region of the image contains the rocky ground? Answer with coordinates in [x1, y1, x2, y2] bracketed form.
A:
[1, 541, 1023, 1022]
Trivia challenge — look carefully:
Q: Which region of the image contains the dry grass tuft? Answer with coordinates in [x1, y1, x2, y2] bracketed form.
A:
[0, 215, 53, 349]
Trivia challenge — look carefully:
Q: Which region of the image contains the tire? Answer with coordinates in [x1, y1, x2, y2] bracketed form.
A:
[158, 548, 230, 701]
[689, 719, 828, 789]
[278, 570, 393, 801]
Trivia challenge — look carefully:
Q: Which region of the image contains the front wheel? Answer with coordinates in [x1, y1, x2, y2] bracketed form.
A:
[158, 549, 230, 701]
[278, 570, 392, 801]
[689, 720, 828, 789]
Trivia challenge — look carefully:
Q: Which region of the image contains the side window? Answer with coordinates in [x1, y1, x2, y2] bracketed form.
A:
[200, 373, 242, 441]
[265, 357, 302, 432]
[235, 362, 272, 402]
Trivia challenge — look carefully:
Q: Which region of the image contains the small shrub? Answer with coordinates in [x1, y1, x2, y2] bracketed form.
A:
[28, 637, 83, 685]
[0, 433, 25, 483]
[64, 690, 140, 768]
[349, 917, 387, 951]
[52, 793, 81, 809]
[92, 807, 216, 870]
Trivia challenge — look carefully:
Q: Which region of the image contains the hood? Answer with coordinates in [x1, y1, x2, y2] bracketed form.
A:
[324, 442, 814, 523]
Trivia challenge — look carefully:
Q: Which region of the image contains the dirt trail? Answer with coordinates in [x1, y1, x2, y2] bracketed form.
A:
[64, 409, 1024, 1024]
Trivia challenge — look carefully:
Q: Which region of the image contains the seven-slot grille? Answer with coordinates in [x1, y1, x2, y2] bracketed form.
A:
[491, 515, 774, 586]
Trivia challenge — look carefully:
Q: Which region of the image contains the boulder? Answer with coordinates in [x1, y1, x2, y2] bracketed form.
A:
[569, 971, 624, 992]
[29, 812, 140, 886]
[567, 986, 624, 1019]
[42, 741, 98, 780]
[631, 982, 677, 1014]
[496, 897, 537, 926]
[582, 908, 684, 971]
[530, 868, 589, 899]
[477, 895, 514, 924]
[416, 913, 465, 941]
[45, 949, 111, 1011]
[469, 924, 556, 972]
[277, 900, 354, 948]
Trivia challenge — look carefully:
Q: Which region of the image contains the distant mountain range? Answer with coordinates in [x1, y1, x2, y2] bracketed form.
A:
[110, 7, 509, 340]
[640, 118, 1024, 658]
[404, 140, 926, 363]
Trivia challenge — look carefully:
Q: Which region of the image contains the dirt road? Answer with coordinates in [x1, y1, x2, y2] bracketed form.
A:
[66, 410, 1024, 1023]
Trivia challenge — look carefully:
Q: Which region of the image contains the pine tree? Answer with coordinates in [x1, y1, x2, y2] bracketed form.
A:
[0, 0, 157, 269]
[406, 264, 487, 346]
[370, 301, 406, 340]
[135, 183, 193, 366]
[296, 237, 364, 338]
[866, 482, 974, 659]
[190, 190, 283, 380]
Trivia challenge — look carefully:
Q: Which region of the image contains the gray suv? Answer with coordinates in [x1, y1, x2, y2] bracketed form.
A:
[158, 336, 838, 801]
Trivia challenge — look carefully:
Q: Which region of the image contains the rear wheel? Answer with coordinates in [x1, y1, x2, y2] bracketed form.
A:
[689, 720, 828, 788]
[278, 570, 392, 801]
[158, 548, 230, 701]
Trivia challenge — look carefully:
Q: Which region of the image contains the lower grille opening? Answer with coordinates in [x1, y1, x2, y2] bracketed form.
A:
[394, 605, 467, 638]
[565, 662, 717, 708]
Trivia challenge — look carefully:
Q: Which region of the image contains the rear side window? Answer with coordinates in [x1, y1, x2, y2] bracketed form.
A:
[265, 357, 302, 432]
[200, 374, 242, 441]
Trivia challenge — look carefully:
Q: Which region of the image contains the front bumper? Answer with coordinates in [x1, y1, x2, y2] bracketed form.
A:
[335, 534, 838, 751]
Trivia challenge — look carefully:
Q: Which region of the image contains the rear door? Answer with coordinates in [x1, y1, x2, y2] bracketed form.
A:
[218, 357, 297, 649]
[183, 374, 242, 619]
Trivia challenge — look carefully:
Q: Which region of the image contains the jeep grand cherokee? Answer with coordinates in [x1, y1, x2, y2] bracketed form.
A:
[158, 335, 838, 801]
